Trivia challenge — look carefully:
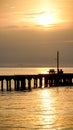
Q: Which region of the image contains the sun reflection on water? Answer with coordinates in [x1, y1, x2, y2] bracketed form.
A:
[0, 87, 73, 129]
[38, 89, 57, 129]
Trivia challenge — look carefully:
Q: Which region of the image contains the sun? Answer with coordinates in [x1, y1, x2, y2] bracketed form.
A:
[37, 13, 56, 27]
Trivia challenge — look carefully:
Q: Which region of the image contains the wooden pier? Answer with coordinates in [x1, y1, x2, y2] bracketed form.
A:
[0, 72, 73, 91]
[0, 52, 73, 92]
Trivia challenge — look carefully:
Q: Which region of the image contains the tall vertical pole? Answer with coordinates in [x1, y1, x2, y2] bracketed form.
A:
[57, 51, 59, 73]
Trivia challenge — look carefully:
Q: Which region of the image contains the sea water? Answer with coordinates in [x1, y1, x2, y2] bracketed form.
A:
[0, 67, 73, 130]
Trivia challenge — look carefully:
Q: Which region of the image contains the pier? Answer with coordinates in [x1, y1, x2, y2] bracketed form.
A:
[0, 52, 73, 92]
[0, 72, 73, 91]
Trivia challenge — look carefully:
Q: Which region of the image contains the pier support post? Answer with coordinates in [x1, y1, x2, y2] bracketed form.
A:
[14, 80, 17, 91]
[21, 79, 26, 90]
[28, 79, 31, 91]
[69, 77, 72, 86]
[17, 80, 20, 91]
[1, 80, 3, 91]
[44, 78, 48, 87]
[63, 78, 66, 86]
[9, 80, 11, 91]
[6, 80, 9, 91]
[39, 77, 42, 88]
[34, 78, 37, 88]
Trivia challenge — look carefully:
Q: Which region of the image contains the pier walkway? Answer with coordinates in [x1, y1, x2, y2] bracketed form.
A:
[0, 73, 73, 91]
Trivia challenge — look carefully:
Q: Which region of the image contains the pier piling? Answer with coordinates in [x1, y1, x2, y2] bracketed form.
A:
[0, 73, 73, 92]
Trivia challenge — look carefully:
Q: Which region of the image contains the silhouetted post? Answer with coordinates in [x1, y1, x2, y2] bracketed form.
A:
[23, 79, 26, 90]
[44, 77, 48, 87]
[9, 80, 11, 91]
[34, 78, 37, 88]
[1, 80, 3, 91]
[28, 79, 31, 91]
[21, 79, 23, 90]
[17, 80, 19, 91]
[21, 79, 26, 90]
[57, 51, 59, 74]
[6, 80, 9, 91]
[14, 80, 17, 91]
[70, 78, 72, 86]
[39, 77, 42, 88]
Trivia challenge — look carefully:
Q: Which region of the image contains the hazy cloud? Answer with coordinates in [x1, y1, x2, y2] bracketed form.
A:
[64, 40, 73, 43]
[0, 25, 19, 30]
[23, 11, 48, 16]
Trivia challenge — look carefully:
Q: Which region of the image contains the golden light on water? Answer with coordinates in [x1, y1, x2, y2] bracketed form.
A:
[39, 89, 57, 129]
[41, 89, 51, 97]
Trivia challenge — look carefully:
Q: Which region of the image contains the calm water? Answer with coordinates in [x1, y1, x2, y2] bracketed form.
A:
[0, 67, 73, 130]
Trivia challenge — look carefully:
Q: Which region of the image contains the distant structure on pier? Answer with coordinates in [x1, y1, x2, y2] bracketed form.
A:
[49, 51, 63, 75]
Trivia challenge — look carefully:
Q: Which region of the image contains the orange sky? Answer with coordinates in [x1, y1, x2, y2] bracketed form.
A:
[0, 0, 73, 67]
[0, 0, 73, 30]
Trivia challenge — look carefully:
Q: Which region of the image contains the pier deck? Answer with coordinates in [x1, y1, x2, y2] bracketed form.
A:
[0, 73, 73, 91]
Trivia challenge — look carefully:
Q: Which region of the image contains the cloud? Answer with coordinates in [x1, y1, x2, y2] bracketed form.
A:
[24, 11, 47, 16]
[64, 40, 73, 43]
[0, 25, 19, 30]
[10, 11, 49, 19]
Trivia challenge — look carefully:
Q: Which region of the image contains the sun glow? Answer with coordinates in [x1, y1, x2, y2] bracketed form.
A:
[37, 13, 56, 27]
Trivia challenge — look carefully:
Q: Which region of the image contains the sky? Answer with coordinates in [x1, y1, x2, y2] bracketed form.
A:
[0, 0, 73, 67]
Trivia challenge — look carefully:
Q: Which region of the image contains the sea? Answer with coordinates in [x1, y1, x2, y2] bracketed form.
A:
[0, 67, 73, 130]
